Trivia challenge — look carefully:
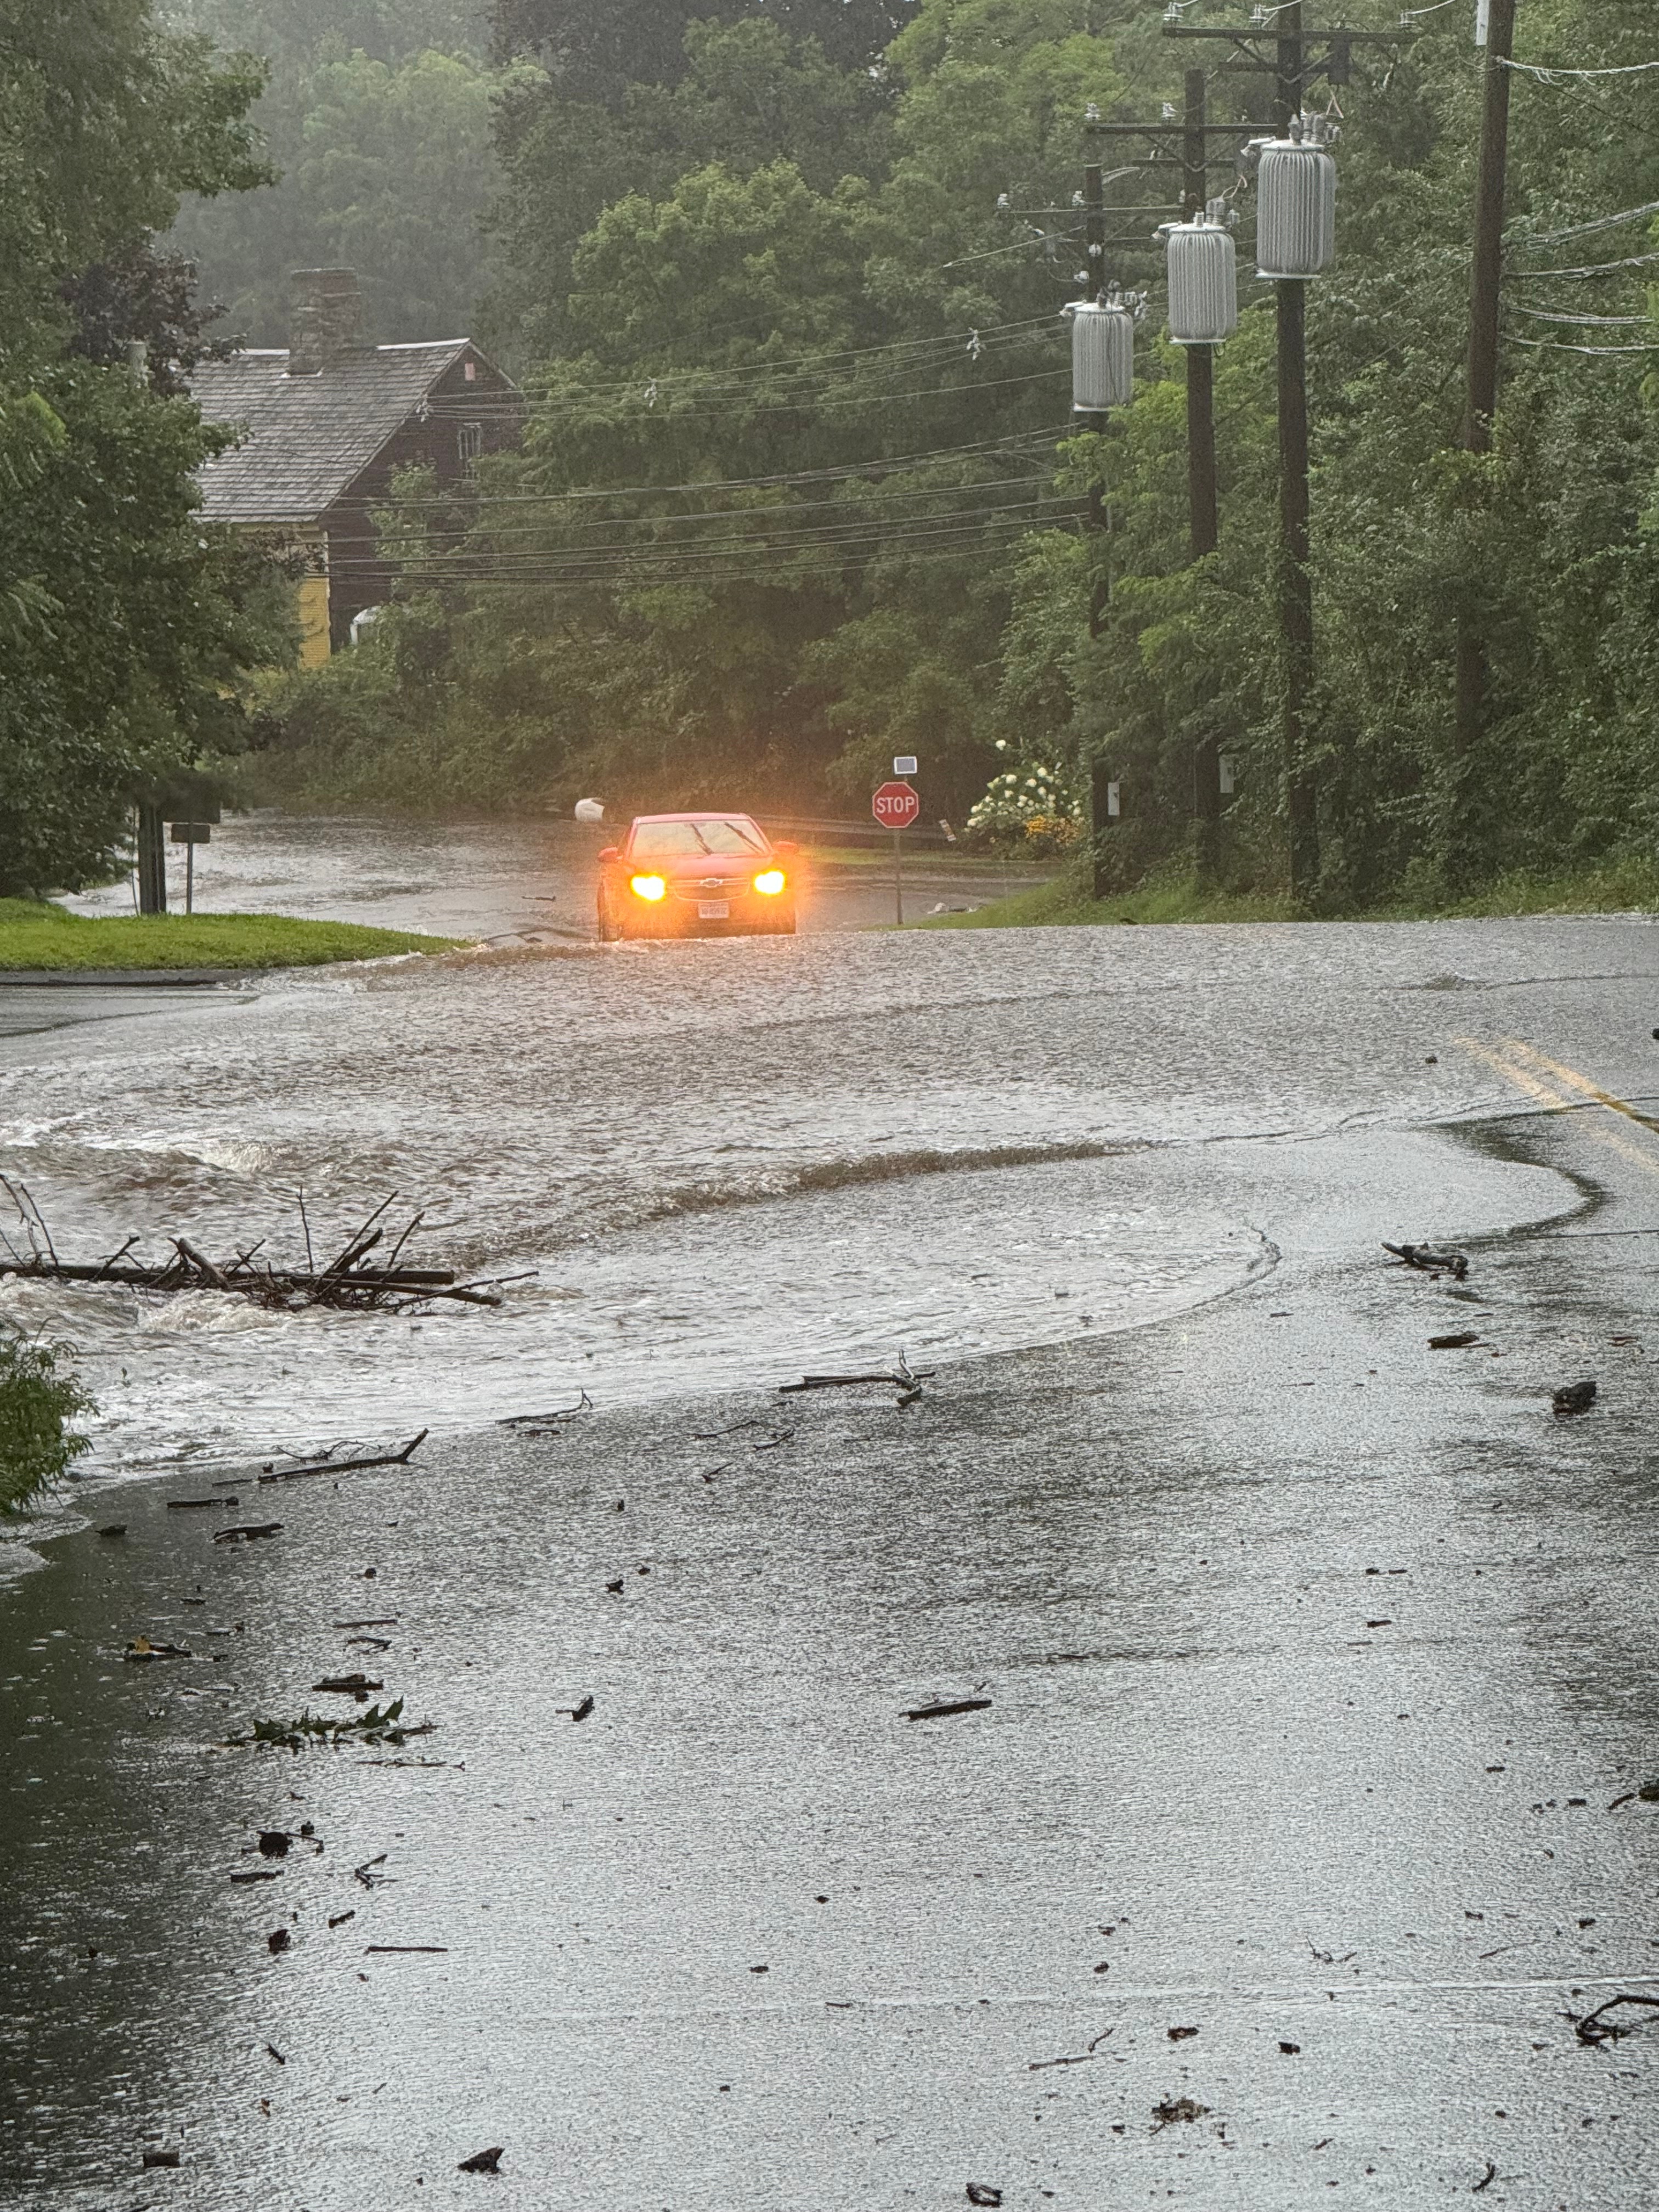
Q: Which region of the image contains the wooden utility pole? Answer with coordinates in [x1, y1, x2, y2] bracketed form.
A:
[1183, 67, 1224, 882]
[1451, 0, 1517, 881]
[1080, 156, 1116, 900]
[1273, 3, 1319, 901]
[1164, 13, 1397, 906]
[136, 803, 167, 915]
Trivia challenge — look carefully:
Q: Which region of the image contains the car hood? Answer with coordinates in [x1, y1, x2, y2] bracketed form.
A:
[622, 851, 773, 880]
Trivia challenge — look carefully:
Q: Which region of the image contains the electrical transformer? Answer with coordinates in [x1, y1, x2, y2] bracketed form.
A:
[1256, 121, 1336, 280]
[1166, 210, 1238, 344]
[1067, 294, 1135, 415]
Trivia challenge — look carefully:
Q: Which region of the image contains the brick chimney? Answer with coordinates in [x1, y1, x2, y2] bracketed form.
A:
[287, 268, 366, 376]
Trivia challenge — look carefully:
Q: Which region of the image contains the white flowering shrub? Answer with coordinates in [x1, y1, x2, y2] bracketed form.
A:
[962, 755, 1083, 850]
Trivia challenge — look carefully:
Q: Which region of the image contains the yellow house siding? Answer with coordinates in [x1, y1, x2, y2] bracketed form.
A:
[296, 571, 331, 667]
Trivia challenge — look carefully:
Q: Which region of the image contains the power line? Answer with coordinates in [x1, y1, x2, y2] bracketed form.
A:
[324, 495, 1084, 574]
[1510, 250, 1659, 279]
[1509, 306, 1654, 326]
[1500, 55, 1659, 82]
[487, 315, 1058, 401]
[328, 517, 1068, 594]
[342, 426, 1073, 509]
[323, 471, 1058, 551]
[1520, 197, 1659, 248]
[1512, 336, 1659, 356]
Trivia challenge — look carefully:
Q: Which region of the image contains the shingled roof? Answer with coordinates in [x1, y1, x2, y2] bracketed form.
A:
[190, 341, 472, 524]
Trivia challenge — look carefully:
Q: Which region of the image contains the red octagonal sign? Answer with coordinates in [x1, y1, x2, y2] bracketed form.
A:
[872, 780, 920, 830]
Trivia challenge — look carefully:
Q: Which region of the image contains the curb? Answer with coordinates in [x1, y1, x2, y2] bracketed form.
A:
[0, 969, 246, 989]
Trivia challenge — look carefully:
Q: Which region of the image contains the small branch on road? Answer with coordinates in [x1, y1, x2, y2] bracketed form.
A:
[1568, 1992, 1659, 2046]
[258, 1431, 427, 1485]
[1383, 1241, 1470, 1280]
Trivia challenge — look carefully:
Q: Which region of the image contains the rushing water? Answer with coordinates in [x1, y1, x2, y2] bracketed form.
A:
[4, 818, 1651, 1481]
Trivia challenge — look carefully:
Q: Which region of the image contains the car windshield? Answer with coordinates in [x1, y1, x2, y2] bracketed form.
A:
[629, 819, 766, 858]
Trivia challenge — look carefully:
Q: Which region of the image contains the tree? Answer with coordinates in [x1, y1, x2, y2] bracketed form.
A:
[163, 28, 504, 347]
[0, 1, 291, 896]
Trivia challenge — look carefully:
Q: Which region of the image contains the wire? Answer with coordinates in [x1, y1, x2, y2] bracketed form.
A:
[1500, 56, 1659, 81]
[484, 316, 1059, 402]
[324, 498, 1085, 574]
[939, 231, 1083, 270]
[351, 427, 1073, 511]
[1520, 198, 1659, 248]
[425, 364, 1070, 422]
[1509, 306, 1654, 326]
[1511, 251, 1659, 279]
[1512, 337, 1659, 355]
[323, 471, 1058, 550]
[328, 519, 1070, 594]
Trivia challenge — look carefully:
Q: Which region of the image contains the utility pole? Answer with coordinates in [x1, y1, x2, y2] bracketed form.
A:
[1081, 155, 1116, 901]
[1451, 0, 1516, 883]
[1183, 67, 1224, 882]
[1274, 2, 1318, 901]
[1163, 14, 1397, 905]
[1079, 105, 1250, 895]
[136, 803, 167, 915]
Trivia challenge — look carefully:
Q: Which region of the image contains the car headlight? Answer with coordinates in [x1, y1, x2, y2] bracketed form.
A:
[753, 869, 786, 896]
[629, 873, 667, 902]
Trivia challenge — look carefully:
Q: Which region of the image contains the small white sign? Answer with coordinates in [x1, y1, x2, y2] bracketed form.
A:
[1105, 781, 1121, 820]
[893, 755, 918, 776]
[1218, 755, 1237, 795]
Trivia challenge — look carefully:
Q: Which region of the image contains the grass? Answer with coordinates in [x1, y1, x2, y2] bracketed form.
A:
[0, 899, 465, 972]
[914, 855, 1659, 930]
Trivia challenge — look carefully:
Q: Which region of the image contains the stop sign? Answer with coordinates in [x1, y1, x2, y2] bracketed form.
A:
[872, 780, 920, 830]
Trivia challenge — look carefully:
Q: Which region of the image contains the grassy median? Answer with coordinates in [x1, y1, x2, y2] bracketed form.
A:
[0, 899, 464, 972]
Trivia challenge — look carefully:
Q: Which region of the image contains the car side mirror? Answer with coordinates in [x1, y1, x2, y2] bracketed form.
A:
[597, 845, 619, 863]
[772, 839, 800, 857]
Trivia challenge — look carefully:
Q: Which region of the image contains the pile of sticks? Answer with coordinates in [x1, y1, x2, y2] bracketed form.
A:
[0, 1182, 518, 1313]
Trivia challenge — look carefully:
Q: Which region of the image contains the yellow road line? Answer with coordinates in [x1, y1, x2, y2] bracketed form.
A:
[1496, 1037, 1659, 1136]
[1455, 1035, 1659, 1177]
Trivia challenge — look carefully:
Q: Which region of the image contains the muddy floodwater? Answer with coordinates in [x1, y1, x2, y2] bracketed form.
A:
[4, 849, 1659, 2208]
[6, 827, 1649, 1483]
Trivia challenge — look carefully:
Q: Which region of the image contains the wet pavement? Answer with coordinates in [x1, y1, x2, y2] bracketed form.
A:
[3, 897, 1659, 2206]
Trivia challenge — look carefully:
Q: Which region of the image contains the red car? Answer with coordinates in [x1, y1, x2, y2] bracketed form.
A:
[596, 812, 799, 940]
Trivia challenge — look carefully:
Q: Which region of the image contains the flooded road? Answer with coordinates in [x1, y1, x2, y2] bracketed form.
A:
[58, 810, 1048, 944]
[3, 897, 1654, 1476]
[3, 881, 1659, 2207]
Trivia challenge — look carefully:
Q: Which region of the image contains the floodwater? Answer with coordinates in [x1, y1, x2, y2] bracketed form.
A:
[58, 810, 1048, 941]
[3, 830, 1655, 1482]
[6, 855, 1659, 2209]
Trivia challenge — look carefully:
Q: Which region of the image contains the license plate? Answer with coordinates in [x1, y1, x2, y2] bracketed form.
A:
[698, 900, 729, 919]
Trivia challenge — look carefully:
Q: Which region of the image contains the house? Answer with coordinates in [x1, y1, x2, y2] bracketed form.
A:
[189, 268, 521, 664]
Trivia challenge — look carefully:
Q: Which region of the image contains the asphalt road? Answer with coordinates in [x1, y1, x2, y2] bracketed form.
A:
[3, 915, 1659, 2208]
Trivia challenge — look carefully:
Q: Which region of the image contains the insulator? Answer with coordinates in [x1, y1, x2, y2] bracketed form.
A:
[1067, 296, 1134, 415]
[1256, 132, 1336, 279]
[1165, 214, 1238, 345]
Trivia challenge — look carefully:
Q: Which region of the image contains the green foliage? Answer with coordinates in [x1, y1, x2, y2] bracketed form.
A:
[167, 27, 502, 347]
[267, 0, 1659, 911]
[0, 900, 461, 970]
[227, 1697, 421, 1750]
[0, 361, 292, 896]
[0, 3, 292, 899]
[0, 1330, 94, 1514]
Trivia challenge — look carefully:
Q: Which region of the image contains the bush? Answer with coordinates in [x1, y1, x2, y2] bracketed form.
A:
[0, 1329, 94, 1511]
[962, 760, 1083, 850]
